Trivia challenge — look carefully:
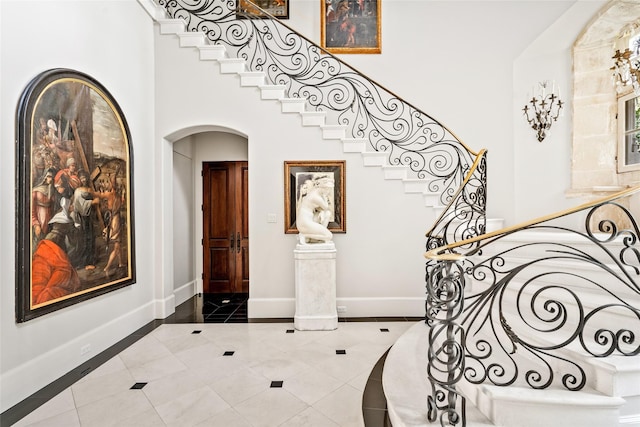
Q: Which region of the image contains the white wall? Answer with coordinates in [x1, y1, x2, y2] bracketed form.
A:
[172, 137, 195, 302]
[286, 0, 580, 224]
[0, 0, 157, 412]
[513, 0, 608, 225]
[154, 0, 587, 321]
[154, 25, 434, 318]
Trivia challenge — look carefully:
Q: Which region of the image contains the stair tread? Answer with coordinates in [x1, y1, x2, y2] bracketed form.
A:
[479, 383, 625, 405]
[384, 321, 632, 427]
[383, 321, 496, 427]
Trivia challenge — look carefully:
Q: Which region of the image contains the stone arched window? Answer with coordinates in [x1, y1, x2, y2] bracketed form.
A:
[572, 0, 640, 222]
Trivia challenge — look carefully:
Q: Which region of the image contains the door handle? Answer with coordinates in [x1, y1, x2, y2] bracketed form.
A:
[230, 233, 234, 251]
[236, 232, 241, 253]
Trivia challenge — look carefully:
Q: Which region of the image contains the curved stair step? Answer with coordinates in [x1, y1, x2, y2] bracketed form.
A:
[383, 321, 629, 427]
[383, 321, 494, 426]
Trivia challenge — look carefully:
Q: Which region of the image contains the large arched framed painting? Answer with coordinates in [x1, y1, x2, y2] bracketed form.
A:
[15, 69, 136, 322]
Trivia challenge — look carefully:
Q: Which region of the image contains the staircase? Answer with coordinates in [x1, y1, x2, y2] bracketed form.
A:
[407, 211, 640, 426]
[137, 0, 483, 218]
[133, 2, 640, 425]
[383, 315, 638, 426]
[458, 229, 640, 426]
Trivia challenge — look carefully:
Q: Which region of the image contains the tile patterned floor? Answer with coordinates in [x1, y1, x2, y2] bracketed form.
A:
[4, 295, 418, 426]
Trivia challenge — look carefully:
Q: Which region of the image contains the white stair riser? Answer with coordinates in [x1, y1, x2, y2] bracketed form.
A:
[482, 392, 622, 427]
[342, 139, 366, 153]
[219, 59, 245, 73]
[477, 230, 631, 266]
[281, 98, 306, 113]
[239, 72, 265, 86]
[260, 85, 286, 100]
[301, 112, 326, 126]
[362, 152, 387, 166]
[159, 19, 186, 34]
[404, 180, 429, 193]
[321, 126, 346, 139]
[199, 45, 226, 60]
[178, 32, 205, 47]
[383, 167, 407, 180]
[468, 255, 640, 302]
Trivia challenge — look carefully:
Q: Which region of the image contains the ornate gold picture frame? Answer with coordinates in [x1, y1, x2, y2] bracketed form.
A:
[15, 68, 136, 322]
[320, 0, 381, 54]
[237, 0, 290, 19]
[284, 160, 346, 234]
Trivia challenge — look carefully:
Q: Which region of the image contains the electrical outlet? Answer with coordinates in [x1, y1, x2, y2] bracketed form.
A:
[80, 344, 91, 356]
[337, 306, 347, 313]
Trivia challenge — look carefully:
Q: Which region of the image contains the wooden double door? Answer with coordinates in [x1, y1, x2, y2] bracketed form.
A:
[203, 161, 249, 294]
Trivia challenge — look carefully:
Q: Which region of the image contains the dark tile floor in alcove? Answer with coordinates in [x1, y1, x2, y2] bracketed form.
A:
[202, 292, 249, 323]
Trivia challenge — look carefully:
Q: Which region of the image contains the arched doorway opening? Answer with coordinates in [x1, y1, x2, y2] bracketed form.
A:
[169, 127, 249, 321]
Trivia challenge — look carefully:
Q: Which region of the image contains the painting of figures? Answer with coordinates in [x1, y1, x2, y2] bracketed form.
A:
[16, 68, 135, 322]
[237, 0, 289, 19]
[321, 0, 381, 54]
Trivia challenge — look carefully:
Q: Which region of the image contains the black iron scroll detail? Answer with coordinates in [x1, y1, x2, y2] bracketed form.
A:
[156, 0, 478, 206]
[426, 260, 467, 426]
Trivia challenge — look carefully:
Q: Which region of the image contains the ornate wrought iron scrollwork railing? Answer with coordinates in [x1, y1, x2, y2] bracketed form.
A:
[424, 149, 486, 426]
[425, 149, 488, 252]
[425, 185, 640, 426]
[154, 0, 482, 206]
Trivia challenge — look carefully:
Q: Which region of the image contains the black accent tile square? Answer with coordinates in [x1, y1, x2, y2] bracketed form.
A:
[336, 349, 346, 355]
[286, 329, 295, 333]
[223, 351, 235, 356]
[270, 381, 283, 388]
[380, 328, 390, 332]
[192, 330, 202, 334]
[130, 382, 147, 390]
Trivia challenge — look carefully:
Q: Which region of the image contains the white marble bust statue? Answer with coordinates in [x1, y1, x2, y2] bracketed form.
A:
[296, 177, 334, 244]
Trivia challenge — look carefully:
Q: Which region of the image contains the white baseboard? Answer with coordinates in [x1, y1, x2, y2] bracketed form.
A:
[0, 301, 155, 412]
[248, 296, 425, 319]
[248, 298, 295, 318]
[173, 280, 197, 306]
[154, 293, 176, 319]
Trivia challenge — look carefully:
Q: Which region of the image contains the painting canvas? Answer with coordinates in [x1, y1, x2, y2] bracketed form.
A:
[321, 0, 381, 54]
[15, 68, 136, 322]
[284, 161, 346, 234]
[237, 0, 290, 19]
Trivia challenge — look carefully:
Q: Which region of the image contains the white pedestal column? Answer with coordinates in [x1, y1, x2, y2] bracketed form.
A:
[293, 242, 338, 331]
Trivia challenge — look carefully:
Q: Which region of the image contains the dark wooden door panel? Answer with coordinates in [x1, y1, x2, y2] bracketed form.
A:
[206, 168, 231, 238]
[203, 161, 249, 294]
[240, 247, 249, 293]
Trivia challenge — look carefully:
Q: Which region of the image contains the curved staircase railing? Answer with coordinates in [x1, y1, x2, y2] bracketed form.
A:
[424, 184, 640, 426]
[155, 0, 483, 207]
[425, 148, 488, 249]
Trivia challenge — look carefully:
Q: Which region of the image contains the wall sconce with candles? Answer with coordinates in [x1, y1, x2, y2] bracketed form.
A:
[611, 28, 640, 95]
[523, 80, 564, 143]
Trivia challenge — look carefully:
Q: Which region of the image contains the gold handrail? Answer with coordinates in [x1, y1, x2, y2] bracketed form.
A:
[425, 184, 640, 261]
